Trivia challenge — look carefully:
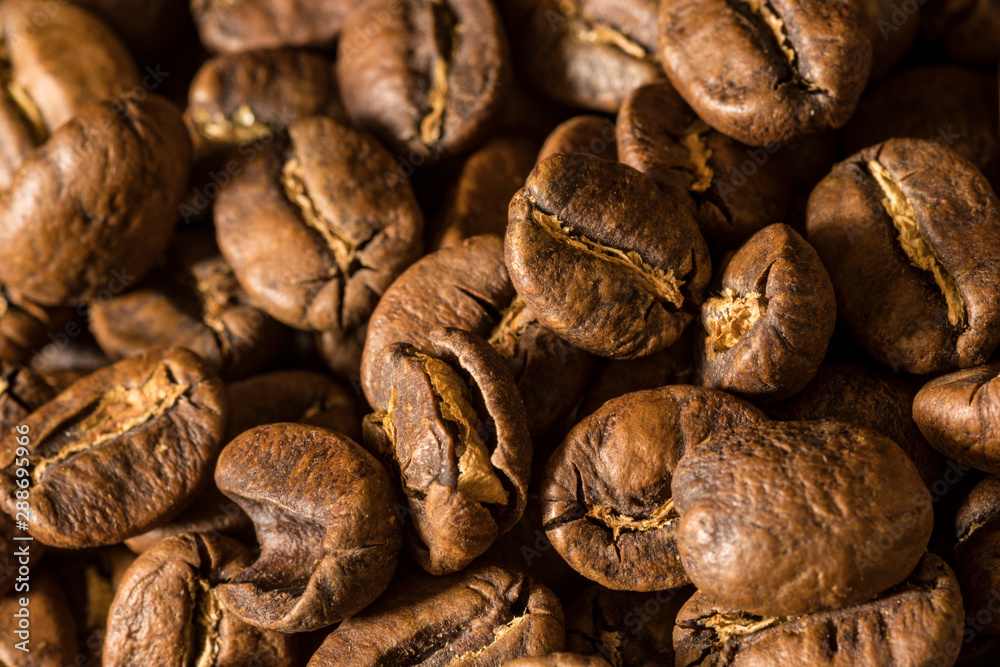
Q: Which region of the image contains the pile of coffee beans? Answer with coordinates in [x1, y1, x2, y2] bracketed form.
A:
[0, 0, 998, 664]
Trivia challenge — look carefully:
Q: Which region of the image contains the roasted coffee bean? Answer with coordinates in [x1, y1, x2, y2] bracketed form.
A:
[913, 362, 1000, 474]
[863, 0, 920, 81]
[362, 234, 596, 437]
[565, 585, 693, 666]
[657, 0, 872, 146]
[337, 0, 509, 163]
[365, 327, 531, 574]
[696, 223, 835, 402]
[924, 0, 1000, 65]
[430, 136, 538, 250]
[672, 552, 963, 667]
[501, 0, 662, 113]
[506, 154, 711, 359]
[105, 533, 296, 666]
[308, 562, 566, 666]
[770, 363, 945, 489]
[541, 386, 765, 591]
[0, 0, 139, 187]
[29, 337, 109, 388]
[673, 420, 933, 616]
[0, 294, 73, 366]
[0, 572, 77, 666]
[187, 47, 345, 161]
[618, 82, 790, 247]
[215, 423, 401, 632]
[537, 115, 618, 163]
[123, 484, 251, 554]
[191, 0, 359, 53]
[0, 347, 226, 548]
[842, 65, 1000, 188]
[215, 115, 424, 375]
[0, 93, 191, 307]
[506, 655, 612, 667]
[90, 230, 287, 380]
[0, 361, 52, 433]
[954, 475, 1000, 635]
[807, 138, 1000, 375]
[225, 369, 363, 441]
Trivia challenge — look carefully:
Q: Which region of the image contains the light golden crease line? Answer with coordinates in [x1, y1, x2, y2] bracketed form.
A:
[190, 104, 272, 144]
[703, 288, 767, 353]
[738, 0, 820, 90]
[190, 579, 222, 667]
[412, 352, 508, 506]
[586, 497, 678, 541]
[868, 159, 966, 328]
[680, 119, 714, 192]
[701, 612, 795, 647]
[557, 0, 649, 60]
[528, 198, 686, 308]
[31, 363, 190, 485]
[487, 295, 536, 358]
[282, 158, 360, 275]
[420, 0, 460, 147]
[448, 613, 529, 664]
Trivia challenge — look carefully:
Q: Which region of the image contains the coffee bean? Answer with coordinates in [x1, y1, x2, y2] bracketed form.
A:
[0, 572, 77, 666]
[618, 82, 790, 248]
[337, 0, 509, 163]
[0, 361, 53, 433]
[0, 347, 227, 548]
[215, 423, 402, 632]
[673, 420, 932, 616]
[0, 93, 191, 306]
[90, 229, 287, 381]
[365, 327, 531, 573]
[541, 385, 765, 591]
[215, 115, 424, 375]
[807, 138, 1000, 374]
[538, 115, 617, 163]
[507, 655, 612, 667]
[672, 553, 963, 666]
[657, 0, 872, 146]
[506, 153, 711, 359]
[770, 363, 945, 489]
[362, 234, 596, 437]
[954, 476, 1000, 634]
[0, 295, 73, 366]
[502, 0, 663, 113]
[0, 0, 140, 187]
[308, 562, 566, 666]
[565, 584, 693, 666]
[924, 0, 1000, 65]
[696, 223, 836, 402]
[191, 0, 360, 53]
[105, 533, 296, 666]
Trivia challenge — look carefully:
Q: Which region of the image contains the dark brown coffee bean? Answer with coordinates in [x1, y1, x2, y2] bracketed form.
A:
[769, 363, 946, 489]
[537, 115, 618, 163]
[225, 369, 363, 441]
[365, 327, 531, 573]
[0, 361, 53, 434]
[0, 0, 140, 187]
[541, 385, 765, 591]
[191, 0, 360, 53]
[0, 571, 77, 666]
[0, 93, 191, 307]
[696, 223, 835, 402]
[187, 48, 345, 162]
[105, 533, 296, 666]
[337, 0, 509, 163]
[506, 655, 611, 667]
[672, 552, 963, 667]
[863, 0, 920, 81]
[308, 562, 566, 666]
[362, 235, 596, 437]
[673, 420, 933, 616]
[430, 136, 538, 250]
[215, 115, 424, 375]
[506, 153, 711, 359]
[913, 362, 1000, 474]
[657, 0, 872, 146]
[215, 423, 402, 632]
[618, 82, 790, 248]
[842, 65, 1000, 189]
[565, 585, 693, 666]
[0, 347, 227, 548]
[0, 294, 74, 366]
[954, 475, 1000, 635]
[924, 0, 1000, 65]
[502, 0, 663, 113]
[90, 230, 287, 381]
[807, 138, 1000, 374]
